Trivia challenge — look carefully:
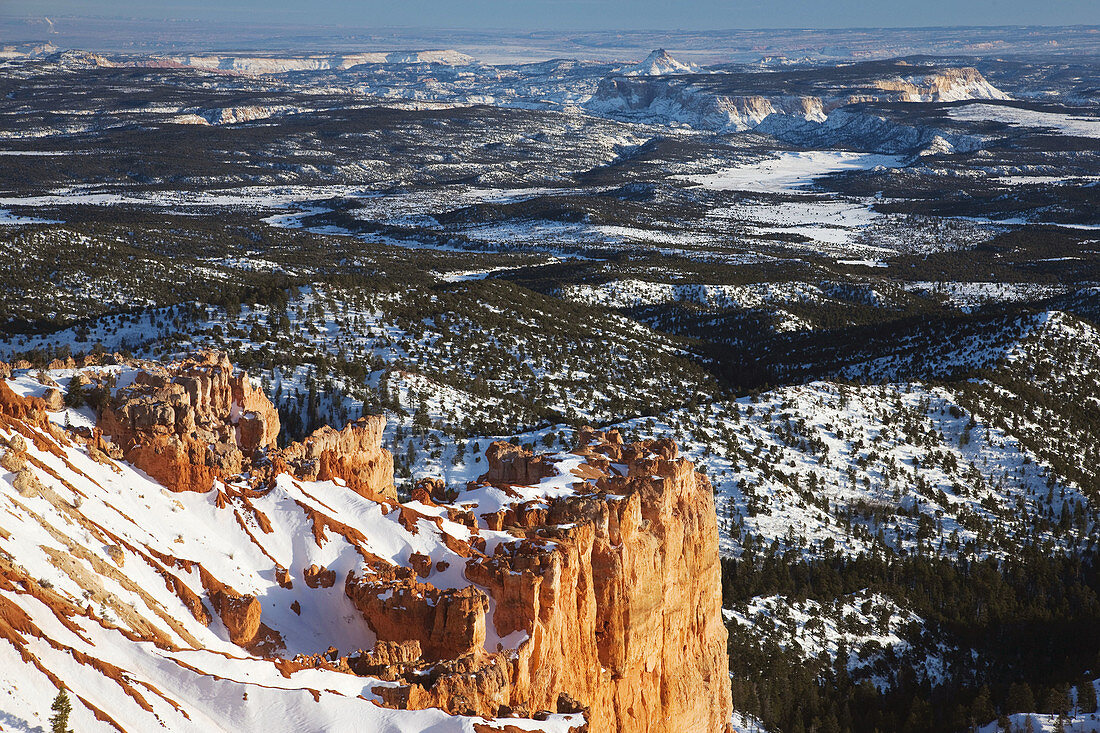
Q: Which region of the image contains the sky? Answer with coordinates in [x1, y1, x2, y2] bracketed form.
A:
[3, 0, 1098, 30]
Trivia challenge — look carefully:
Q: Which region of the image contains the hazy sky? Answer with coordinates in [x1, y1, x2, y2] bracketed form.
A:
[5, 0, 1099, 30]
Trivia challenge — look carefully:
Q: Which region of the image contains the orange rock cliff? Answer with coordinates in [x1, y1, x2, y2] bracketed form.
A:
[354, 429, 734, 731]
[1, 352, 732, 732]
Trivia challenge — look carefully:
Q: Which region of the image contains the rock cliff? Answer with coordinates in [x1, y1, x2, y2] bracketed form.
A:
[586, 63, 1007, 151]
[347, 428, 733, 732]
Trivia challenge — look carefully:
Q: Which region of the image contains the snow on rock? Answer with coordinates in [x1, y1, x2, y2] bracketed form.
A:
[185, 105, 306, 125]
[874, 67, 1009, 103]
[618, 49, 699, 76]
[160, 51, 477, 75]
[0, 356, 733, 732]
[586, 66, 1006, 142]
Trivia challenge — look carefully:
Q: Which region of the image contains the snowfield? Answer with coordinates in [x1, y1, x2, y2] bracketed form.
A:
[679, 151, 908, 194]
[948, 103, 1100, 138]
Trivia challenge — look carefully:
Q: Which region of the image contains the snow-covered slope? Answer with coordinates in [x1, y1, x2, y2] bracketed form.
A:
[0, 371, 588, 732]
[0, 349, 735, 732]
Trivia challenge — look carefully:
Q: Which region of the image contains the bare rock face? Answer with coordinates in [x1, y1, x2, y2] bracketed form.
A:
[347, 575, 489, 662]
[348, 639, 422, 679]
[1, 447, 27, 473]
[0, 381, 46, 423]
[346, 429, 733, 732]
[199, 567, 264, 646]
[281, 416, 396, 502]
[125, 435, 221, 493]
[303, 564, 336, 588]
[482, 441, 556, 486]
[42, 388, 64, 412]
[12, 469, 41, 498]
[97, 351, 281, 492]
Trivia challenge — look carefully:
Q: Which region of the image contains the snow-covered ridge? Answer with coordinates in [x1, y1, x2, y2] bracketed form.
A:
[160, 50, 477, 75]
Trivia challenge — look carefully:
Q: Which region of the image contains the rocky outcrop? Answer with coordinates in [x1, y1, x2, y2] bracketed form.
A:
[215, 592, 262, 646]
[0, 381, 46, 423]
[41, 388, 63, 412]
[481, 441, 557, 486]
[280, 416, 395, 502]
[347, 577, 489, 662]
[92, 351, 395, 499]
[97, 351, 281, 492]
[872, 66, 1009, 103]
[346, 428, 733, 733]
[348, 640, 423, 679]
[3, 352, 727, 731]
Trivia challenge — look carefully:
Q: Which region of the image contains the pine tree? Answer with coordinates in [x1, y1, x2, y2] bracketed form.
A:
[64, 375, 86, 409]
[1076, 676, 1097, 714]
[50, 687, 71, 733]
[1007, 682, 1036, 713]
[971, 685, 995, 727]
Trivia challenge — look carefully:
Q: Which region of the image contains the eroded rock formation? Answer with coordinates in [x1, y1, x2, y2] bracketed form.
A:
[95, 351, 394, 499]
[98, 351, 281, 492]
[0, 353, 728, 732]
[347, 428, 733, 732]
[280, 416, 395, 502]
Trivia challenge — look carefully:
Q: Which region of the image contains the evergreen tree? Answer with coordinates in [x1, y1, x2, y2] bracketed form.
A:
[971, 685, 995, 727]
[49, 687, 71, 733]
[1076, 676, 1097, 714]
[64, 375, 86, 409]
[1007, 682, 1036, 713]
[1044, 684, 1072, 716]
